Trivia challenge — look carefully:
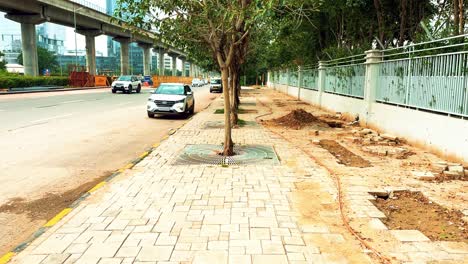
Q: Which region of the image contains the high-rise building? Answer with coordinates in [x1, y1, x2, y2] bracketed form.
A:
[0, 12, 66, 64]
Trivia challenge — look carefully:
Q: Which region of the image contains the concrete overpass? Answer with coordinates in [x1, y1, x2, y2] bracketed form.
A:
[0, 0, 197, 77]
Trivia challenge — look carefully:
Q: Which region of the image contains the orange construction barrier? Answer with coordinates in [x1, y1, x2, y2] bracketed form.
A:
[152, 76, 193, 88]
[94, 75, 110, 86]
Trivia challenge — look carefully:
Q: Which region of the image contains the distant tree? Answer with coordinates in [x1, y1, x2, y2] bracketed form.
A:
[17, 46, 59, 75]
[0, 50, 6, 71]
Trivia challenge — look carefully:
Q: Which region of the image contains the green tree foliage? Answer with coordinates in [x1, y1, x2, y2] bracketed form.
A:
[17, 46, 60, 75]
[0, 50, 6, 71]
[115, 0, 313, 155]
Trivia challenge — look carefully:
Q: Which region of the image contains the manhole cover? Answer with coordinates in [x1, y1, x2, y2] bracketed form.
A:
[174, 144, 279, 165]
[203, 121, 259, 129]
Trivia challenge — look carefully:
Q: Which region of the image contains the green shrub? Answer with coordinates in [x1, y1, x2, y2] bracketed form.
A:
[0, 76, 69, 88]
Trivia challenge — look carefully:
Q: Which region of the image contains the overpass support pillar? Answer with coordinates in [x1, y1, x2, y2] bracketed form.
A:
[114, 37, 131, 75]
[78, 30, 102, 75]
[189, 63, 193, 77]
[171, 55, 177, 76]
[138, 43, 152, 76]
[85, 35, 97, 74]
[5, 14, 46, 76]
[158, 48, 165, 76]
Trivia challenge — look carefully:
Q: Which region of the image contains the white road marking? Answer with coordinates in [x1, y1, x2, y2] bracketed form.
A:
[61, 100, 85, 104]
[117, 102, 134, 106]
[31, 113, 73, 124]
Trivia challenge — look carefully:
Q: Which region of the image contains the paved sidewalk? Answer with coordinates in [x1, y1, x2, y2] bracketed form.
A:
[9, 88, 468, 264]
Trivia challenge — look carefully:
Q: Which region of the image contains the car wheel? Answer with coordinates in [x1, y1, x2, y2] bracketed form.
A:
[112, 89, 116, 93]
[147, 111, 155, 118]
[137, 85, 141, 93]
[128, 85, 132, 94]
[189, 102, 195, 114]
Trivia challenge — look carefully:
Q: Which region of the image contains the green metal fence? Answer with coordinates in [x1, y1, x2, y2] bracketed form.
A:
[279, 70, 288, 85]
[324, 64, 365, 98]
[377, 36, 468, 117]
[268, 34, 468, 117]
[300, 68, 318, 90]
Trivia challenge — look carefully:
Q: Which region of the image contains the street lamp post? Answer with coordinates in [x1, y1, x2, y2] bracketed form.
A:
[73, 6, 83, 69]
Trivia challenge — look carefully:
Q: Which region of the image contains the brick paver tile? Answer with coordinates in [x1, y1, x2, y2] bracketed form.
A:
[136, 246, 174, 262]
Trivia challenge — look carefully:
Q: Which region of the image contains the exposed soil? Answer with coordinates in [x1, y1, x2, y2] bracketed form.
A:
[373, 191, 468, 242]
[0, 173, 110, 255]
[319, 139, 372, 168]
[0, 172, 110, 220]
[266, 109, 325, 129]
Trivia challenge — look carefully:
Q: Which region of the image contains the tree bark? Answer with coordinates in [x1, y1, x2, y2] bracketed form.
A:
[221, 67, 234, 156]
[459, 0, 465, 35]
[454, 0, 460, 35]
[399, 0, 408, 46]
[374, 0, 385, 45]
[230, 68, 239, 127]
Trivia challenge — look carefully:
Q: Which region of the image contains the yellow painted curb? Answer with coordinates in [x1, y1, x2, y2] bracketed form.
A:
[153, 143, 160, 148]
[162, 135, 169, 140]
[43, 208, 72, 227]
[0, 252, 14, 264]
[139, 151, 149, 159]
[88, 181, 106, 193]
[123, 163, 134, 170]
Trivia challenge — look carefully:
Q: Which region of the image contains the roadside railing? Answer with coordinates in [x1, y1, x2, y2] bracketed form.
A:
[269, 33, 468, 118]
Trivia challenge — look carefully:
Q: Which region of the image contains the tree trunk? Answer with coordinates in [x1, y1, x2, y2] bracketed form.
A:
[454, 0, 460, 35]
[230, 67, 239, 127]
[374, 0, 385, 45]
[459, 0, 465, 35]
[221, 67, 234, 156]
[399, 0, 407, 46]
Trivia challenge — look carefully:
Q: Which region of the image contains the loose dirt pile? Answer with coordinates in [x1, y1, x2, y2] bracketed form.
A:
[319, 139, 372, 168]
[266, 109, 322, 129]
[373, 191, 468, 242]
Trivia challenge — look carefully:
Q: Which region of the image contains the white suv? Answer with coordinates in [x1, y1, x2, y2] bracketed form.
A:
[147, 83, 195, 118]
[111, 75, 142, 94]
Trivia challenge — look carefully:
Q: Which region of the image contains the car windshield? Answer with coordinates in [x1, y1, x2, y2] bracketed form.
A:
[211, 79, 221, 84]
[154, 85, 185, 95]
[117, 76, 132, 81]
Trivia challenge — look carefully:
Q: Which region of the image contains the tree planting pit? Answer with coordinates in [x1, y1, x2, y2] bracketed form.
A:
[319, 139, 371, 167]
[372, 191, 467, 242]
[174, 144, 279, 165]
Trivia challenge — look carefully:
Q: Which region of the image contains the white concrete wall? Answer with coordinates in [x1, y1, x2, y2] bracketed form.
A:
[321, 93, 366, 118]
[298, 89, 320, 105]
[368, 103, 468, 160]
[268, 83, 468, 161]
[287, 86, 299, 99]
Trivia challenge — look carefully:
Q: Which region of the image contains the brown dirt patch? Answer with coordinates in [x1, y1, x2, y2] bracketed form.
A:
[372, 191, 468, 242]
[319, 139, 372, 168]
[0, 172, 111, 220]
[266, 109, 324, 129]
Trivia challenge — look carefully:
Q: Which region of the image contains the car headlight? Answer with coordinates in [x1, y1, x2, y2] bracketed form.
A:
[175, 99, 185, 103]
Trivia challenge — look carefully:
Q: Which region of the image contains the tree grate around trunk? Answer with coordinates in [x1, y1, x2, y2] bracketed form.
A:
[202, 121, 259, 129]
[173, 144, 279, 166]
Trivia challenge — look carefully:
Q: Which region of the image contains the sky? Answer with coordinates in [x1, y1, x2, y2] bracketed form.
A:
[64, 0, 107, 55]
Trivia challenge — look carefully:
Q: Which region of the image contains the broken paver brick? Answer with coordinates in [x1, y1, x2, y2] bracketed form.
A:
[390, 230, 430, 242]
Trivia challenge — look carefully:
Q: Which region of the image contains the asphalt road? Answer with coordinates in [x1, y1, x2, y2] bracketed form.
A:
[0, 85, 216, 204]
